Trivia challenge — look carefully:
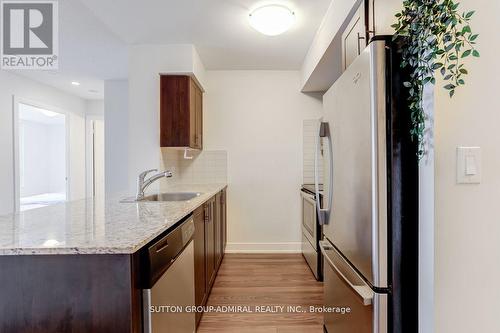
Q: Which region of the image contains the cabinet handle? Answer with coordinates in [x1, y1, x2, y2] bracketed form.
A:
[204, 205, 209, 222]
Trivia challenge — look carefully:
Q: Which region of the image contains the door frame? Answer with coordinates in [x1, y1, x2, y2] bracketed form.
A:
[12, 96, 71, 212]
[85, 115, 104, 198]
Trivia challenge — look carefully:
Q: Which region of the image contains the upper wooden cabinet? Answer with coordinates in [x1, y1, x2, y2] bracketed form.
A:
[342, 3, 367, 70]
[160, 75, 203, 149]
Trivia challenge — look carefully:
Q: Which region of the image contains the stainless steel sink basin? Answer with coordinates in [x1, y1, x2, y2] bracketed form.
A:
[142, 192, 201, 202]
[120, 192, 202, 203]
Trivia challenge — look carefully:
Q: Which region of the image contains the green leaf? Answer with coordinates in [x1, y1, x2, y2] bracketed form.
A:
[469, 34, 479, 41]
[462, 25, 471, 34]
[461, 49, 471, 58]
[449, 89, 455, 98]
[444, 84, 456, 90]
[465, 11, 475, 18]
[459, 68, 468, 74]
[472, 50, 480, 57]
[403, 81, 412, 88]
[432, 62, 444, 69]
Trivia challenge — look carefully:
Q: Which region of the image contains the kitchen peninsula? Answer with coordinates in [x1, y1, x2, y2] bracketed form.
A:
[0, 183, 227, 332]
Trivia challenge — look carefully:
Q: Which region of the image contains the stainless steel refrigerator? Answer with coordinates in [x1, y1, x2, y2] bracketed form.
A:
[315, 37, 419, 333]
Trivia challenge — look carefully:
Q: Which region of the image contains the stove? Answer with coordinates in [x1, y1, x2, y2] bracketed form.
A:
[300, 184, 323, 281]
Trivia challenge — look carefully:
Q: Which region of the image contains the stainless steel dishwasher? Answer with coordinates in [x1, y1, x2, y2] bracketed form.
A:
[142, 216, 196, 333]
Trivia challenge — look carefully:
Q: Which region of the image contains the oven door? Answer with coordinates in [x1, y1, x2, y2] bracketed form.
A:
[320, 240, 387, 333]
[301, 190, 317, 249]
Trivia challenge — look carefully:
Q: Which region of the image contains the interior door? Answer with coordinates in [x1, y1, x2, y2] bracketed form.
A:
[321, 41, 388, 288]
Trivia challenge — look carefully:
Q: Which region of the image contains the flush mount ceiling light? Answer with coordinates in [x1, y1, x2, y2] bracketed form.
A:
[249, 5, 295, 36]
[71, 81, 80, 86]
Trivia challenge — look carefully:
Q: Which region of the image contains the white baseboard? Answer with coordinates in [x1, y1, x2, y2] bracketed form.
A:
[225, 242, 302, 253]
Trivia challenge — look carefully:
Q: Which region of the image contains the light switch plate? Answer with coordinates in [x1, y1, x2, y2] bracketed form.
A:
[457, 147, 481, 184]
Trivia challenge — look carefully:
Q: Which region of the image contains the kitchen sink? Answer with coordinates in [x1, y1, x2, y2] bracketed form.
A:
[142, 192, 202, 202]
[120, 192, 202, 203]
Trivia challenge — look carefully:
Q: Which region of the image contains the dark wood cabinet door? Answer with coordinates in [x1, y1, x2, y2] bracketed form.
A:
[194, 84, 203, 149]
[204, 199, 216, 289]
[160, 75, 189, 147]
[221, 189, 227, 255]
[193, 206, 206, 325]
[189, 79, 197, 148]
[0, 254, 141, 333]
[215, 192, 223, 269]
[160, 75, 203, 149]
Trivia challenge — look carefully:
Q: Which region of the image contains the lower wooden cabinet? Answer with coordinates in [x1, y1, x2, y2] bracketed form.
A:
[194, 188, 227, 327]
[193, 206, 207, 325]
[205, 197, 216, 289]
[215, 193, 223, 269]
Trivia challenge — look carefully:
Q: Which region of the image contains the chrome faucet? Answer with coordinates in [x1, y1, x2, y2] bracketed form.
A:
[136, 169, 173, 200]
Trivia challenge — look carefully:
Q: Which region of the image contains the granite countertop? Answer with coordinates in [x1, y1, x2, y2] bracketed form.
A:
[0, 183, 227, 256]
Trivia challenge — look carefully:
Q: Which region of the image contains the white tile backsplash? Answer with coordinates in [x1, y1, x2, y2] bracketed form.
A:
[160, 149, 227, 190]
[303, 119, 323, 185]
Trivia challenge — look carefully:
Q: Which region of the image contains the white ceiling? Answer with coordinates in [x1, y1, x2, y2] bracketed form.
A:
[79, 0, 331, 70]
[12, 0, 128, 100]
[10, 0, 330, 100]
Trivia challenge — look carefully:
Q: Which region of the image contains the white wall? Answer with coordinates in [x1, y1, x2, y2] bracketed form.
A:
[20, 120, 66, 197]
[204, 71, 322, 252]
[435, 0, 500, 331]
[86, 100, 104, 116]
[127, 44, 206, 192]
[47, 124, 67, 194]
[104, 80, 129, 195]
[0, 70, 87, 214]
[20, 121, 50, 196]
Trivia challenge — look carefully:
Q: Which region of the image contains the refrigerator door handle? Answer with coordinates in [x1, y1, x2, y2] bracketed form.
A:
[319, 240, 374, 306]
[315, 122, 334, 225]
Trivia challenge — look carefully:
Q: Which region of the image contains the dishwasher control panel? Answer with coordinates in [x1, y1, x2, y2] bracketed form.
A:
[143, 215, 194, 288]
[181, 220, 195, 243]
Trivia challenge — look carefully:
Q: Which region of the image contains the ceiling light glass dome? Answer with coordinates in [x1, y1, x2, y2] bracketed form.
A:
[249, 5, 295, 36]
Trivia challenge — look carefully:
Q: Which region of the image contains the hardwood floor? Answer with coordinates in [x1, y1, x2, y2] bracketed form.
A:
[197, 254, 324, 333]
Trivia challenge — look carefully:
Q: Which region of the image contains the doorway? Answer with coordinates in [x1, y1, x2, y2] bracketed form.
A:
[16, 103, 68, 212]
[86, 117, 105, 199]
